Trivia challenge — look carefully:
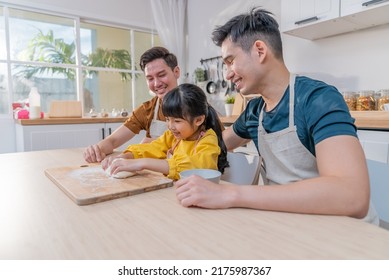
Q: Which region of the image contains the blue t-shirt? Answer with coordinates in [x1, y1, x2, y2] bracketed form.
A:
[233, 76, 357, 156]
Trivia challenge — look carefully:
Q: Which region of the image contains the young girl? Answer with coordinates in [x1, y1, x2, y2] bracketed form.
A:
[103, 83, 228, 180]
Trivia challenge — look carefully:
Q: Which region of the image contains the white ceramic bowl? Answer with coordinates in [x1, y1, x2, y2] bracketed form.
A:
[179, 169, 221, 183]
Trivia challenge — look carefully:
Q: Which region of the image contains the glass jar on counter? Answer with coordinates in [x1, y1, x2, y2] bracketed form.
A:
[377, 89, 389, 111]
[342, 91, 357, 111]
[120, 108, 129, 117]
[356, 90, 376, 111]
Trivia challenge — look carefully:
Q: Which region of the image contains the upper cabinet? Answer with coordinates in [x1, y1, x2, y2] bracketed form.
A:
[281, 0, 389, 40]
[341, 0, 389, 26]
[282, 0, 340, 32]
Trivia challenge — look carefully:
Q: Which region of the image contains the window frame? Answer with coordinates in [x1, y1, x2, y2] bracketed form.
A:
[0, 3, 158, 117]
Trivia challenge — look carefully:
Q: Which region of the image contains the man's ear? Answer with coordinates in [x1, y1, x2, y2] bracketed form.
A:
[253, 40, 267, 62]
[173, 66, 181, 79]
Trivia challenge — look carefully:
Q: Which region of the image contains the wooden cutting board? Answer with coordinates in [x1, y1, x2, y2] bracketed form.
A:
[45, 164, 173, 205]
[48, 100, 82, 118]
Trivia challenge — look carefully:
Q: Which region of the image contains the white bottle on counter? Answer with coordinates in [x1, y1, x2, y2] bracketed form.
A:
[29, 87, 41, 119]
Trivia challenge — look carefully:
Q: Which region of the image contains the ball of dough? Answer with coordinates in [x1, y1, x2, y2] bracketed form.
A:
[112, 170, 136, 179]
[105, 159, 136, 179]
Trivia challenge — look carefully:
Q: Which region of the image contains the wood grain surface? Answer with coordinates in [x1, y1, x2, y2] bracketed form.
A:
[48, 100, 82, 118]
[2, 148, 389, 259]
[15, 111, 389, 129]
[45, 164, 173, 205]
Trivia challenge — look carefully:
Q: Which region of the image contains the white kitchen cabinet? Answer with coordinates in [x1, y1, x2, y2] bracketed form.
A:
[281, 0, 345, 39]
[341, 0, 389, 27]
[104, 123, 146, 151]
[357, 129, 389, 163]
[281, 0, 389, 40]
[366, 159, 389, 229]
[15, 122, 145, 152]
[357, 129, 389, 229]
[281, 0, 340, 32]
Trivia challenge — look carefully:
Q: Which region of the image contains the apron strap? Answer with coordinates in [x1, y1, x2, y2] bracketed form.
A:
[153, 98, 160, 120]
[289, 74, 295, 128]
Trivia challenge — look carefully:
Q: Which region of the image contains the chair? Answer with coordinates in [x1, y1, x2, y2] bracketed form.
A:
[221, 151, 262, 185]
[367, 159, 389, 230]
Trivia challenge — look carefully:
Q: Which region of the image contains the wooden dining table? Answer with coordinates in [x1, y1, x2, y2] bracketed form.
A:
[1, 148, 389, 260]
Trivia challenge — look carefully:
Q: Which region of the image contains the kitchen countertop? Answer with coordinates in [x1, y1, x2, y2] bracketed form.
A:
[1, 148, 389, 259]
[15, 112, 389, 130]
[15, 116, 128, 125]
[220, 111, 389, 130]
[350, 111, 389, 130]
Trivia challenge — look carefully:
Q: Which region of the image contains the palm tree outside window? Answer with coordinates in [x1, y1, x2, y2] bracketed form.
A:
[1, 6, 160, 116]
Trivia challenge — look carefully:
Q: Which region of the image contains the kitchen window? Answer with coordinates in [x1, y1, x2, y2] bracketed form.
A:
[0, 5, 160, 116]
[0, 7, 9, 114]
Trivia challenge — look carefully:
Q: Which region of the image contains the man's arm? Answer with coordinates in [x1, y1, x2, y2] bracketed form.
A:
[222, 126, 250, 151]
[83, 125, 136, 163]
[232, 135, 370, 217]
[175, 135, 370, 219]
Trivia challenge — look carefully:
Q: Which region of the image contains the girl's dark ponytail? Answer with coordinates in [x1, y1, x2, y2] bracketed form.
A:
[205, 106, 229, 173]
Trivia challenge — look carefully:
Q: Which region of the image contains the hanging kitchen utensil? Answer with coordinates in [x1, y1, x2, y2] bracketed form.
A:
[205, 60, 217, 94]
[221, 62, 227, 88]
[206, 80, 217, 94]
[231, 82, 236, 92]
[225, 79, 231, 96]
[216, 60, 222, 90]
[231, 81, 239, 93]
[202, 61, 209, 81]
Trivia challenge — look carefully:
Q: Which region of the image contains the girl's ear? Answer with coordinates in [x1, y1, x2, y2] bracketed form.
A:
[194, 115, 206, 127]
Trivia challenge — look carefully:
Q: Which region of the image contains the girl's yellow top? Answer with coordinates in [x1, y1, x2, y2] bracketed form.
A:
[124, 129, 220, 180]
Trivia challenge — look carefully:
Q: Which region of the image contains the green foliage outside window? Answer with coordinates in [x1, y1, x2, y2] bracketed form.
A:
[14, 29, 135, 82]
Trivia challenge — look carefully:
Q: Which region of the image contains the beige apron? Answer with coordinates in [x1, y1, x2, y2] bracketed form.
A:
[257, 74, 378, 224]
[149, 98, 168, 139]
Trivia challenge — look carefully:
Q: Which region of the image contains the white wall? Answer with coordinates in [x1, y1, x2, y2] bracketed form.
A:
[2, 0, 154, 30]
[283, 24, 389, 92]
[187, 0, 280, 78]
[187, 0, 389, 92]
[186, 0, 280, 114]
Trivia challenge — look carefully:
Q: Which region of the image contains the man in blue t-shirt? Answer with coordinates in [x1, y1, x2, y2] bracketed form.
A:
[175, 7, 377, 224]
